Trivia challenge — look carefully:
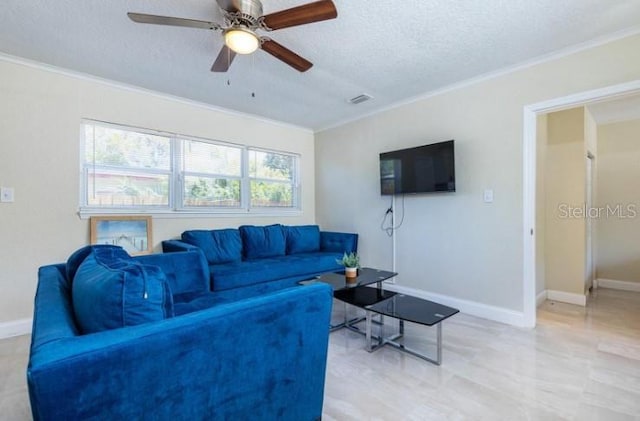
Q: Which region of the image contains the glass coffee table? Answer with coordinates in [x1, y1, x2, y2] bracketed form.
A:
[301, 268, 459, 365]
[299, 268, 397, 331]
[363, 293, 459, 365]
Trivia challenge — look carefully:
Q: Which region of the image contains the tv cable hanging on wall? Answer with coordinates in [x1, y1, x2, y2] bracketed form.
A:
[380, 194, 405, 236]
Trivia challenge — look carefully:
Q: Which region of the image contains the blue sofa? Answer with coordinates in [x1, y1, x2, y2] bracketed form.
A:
[163, 224, 358, 301]
[28, 246, 333, 420]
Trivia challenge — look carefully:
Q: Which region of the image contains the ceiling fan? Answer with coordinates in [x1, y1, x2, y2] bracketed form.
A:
[128, 0, 337, 73]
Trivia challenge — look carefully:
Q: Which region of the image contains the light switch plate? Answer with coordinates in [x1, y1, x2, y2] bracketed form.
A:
[1, 187, 15, 203]
[483, 189, 494, 203]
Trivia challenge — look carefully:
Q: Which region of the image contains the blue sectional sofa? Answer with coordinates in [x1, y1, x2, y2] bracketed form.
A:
[163, 224, 358, 301]
[28, 246, 334, 420]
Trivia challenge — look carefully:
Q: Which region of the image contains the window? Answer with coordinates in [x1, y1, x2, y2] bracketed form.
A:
[182, 140, 242, 208]
[80, 121, 300, 215]
[249, 149, 297, 208]
[83, 124, 171, 208]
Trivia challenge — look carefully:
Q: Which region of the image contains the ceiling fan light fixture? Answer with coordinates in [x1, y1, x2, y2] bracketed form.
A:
[224, 27, 259, 54]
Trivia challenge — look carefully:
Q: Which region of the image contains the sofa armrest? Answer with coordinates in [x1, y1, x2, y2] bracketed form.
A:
[136, 251, 210, 294]
[28, 283, 332, 420]
[320, 231, 358, 254]
[162, 239, 201, 253]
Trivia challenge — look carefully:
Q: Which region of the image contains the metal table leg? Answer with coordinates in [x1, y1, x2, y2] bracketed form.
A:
[365, 318, 445, 365]
[436, 322, 442, 365]
[365, 309, 385, 352]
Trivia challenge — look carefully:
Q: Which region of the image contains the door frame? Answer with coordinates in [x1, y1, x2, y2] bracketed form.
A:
[585, 151, 595, 292]
[522, 79, 640, 327]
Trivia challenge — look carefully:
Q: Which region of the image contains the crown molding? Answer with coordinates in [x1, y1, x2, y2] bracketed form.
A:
[0, 52, 313, 134]
[316, 25, 640, 133]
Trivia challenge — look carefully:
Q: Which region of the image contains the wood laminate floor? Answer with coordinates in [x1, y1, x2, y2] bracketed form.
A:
[2, 287, 640, 420]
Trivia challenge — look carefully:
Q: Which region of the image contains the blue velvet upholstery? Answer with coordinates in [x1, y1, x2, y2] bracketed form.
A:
[72, 247, 173, 334]
[208, 270, 332, 303]
[182, 229, 242, 264]
[320, 231, 358, 254]
[162, 239, 201, 254]
[239, 224, 286, 259]
[172, 291, 231, 316]
[163, 227, 358, 295]
[285, 225, 321, 254]
[137, 251, 209, 294]
[66, 244, 123, 284]
[211, 252, 343, 291]
[28, 251, 333, 420]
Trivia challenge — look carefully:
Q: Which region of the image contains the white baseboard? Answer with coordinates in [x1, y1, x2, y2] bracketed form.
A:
[384, 284, 528, 328]
[546, 290, 586, 306]
[596, 278, 640, 292]
[0, 318, 32, 340]
[536, 290, 548, 307]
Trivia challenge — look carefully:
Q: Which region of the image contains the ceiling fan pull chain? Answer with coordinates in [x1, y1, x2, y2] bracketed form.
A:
[251, 52, 256, 98]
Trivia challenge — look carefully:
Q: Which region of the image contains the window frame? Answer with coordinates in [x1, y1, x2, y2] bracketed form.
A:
[79, 120, 302, 218]
[177, 135, 244, 211]
[247, 147, 300, 210]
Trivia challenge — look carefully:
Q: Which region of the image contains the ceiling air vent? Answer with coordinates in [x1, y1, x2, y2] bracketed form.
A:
[348, 93, 373, 105]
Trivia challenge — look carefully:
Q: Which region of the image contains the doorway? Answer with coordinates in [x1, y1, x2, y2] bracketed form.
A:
[522, 80, 640, 328]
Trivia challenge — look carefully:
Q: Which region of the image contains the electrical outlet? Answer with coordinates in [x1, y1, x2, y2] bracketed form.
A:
[1, 187, 15, 203]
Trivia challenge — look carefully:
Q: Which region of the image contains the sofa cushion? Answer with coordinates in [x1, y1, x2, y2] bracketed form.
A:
[239, 224, 286, 260]
[72, 247, 173, 334]
[210, 252, 343, 292]
[181, 229, 242, 265]
[285, 225, 320, 254]
[172, 291, 231, 316]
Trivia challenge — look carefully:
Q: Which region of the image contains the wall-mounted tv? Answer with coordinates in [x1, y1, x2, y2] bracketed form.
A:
[380, 140, 455, 195]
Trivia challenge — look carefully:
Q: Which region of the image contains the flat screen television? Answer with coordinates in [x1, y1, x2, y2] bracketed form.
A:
[380, 140, 455, 195]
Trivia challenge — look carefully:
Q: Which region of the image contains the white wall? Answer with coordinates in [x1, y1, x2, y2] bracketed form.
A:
[316, 33, 640, 321]
[596, 118, 640, 283]
[544, 108, 586, 296]
[0, 58, 315, 326]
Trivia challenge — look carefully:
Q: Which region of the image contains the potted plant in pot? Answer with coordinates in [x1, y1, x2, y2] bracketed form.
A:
[337, 252, 360, 284]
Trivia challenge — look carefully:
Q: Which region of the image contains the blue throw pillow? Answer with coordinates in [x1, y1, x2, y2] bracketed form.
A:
[72, 247, 173, 334]
[66, 245, 126, 284]
[182, 229, 243, 265]
[285, 225, 321, 254]
[239, 224, 286, 259]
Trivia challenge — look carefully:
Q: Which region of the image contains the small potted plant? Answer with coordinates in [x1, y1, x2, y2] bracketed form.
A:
[337, 252, 360, 283]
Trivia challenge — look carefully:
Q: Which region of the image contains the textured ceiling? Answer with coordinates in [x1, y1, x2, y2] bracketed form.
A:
[1, 1, 640, 130]
[588, 94, 640, 125]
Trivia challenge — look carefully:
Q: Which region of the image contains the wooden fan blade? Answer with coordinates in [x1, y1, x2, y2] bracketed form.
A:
[262, 0, 337, 31]
[211, 45, 237, 72]
[261, 39, 313, 72]
[127, 13, 220, 30]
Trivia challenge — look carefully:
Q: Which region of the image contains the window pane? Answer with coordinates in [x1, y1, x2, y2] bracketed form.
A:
[249, 150, 293, 181]
[85, 125, 170, 170]
[250, 181, 293, 207]
[183, 140, 241, 176]
[87, 171, 169, 206]
[183, 176, 241, 207]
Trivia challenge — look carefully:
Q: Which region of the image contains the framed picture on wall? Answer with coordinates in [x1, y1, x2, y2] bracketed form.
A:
[90, 215, 153, 255]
